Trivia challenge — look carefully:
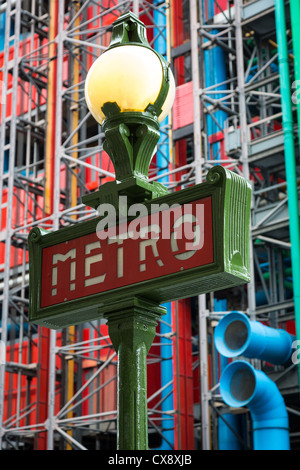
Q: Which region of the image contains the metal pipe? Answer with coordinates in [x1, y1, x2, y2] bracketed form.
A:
[214, 299, 244, 450]
[289, 0, 300, 139]
[44, 0, 58, 216]
[274, 0, 300, 387]
[0, 0, 21, 448]
[0, 0, 16, 14]
[220, 361, 290, 450]
[193, 0, 210, 450]
[46, 0, 63, 450]
[190, 0, 202, 182]
[65, 2, 81, 448]
[214, 311, 293, 365]
[203, 0, 227, 161]
[154, 1, 174, 449]
[217, 412, 245, 450]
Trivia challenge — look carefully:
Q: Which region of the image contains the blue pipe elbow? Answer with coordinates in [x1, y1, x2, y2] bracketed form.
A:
[220, 361, 290, 450]
[214, 311, 293, 364]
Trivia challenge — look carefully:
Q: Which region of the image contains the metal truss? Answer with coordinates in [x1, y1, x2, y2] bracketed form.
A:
[2, 0, 298, 452]
[188, 0, 300, 450]
[0, 0, 179, 450]
[0, 0, 50, 448]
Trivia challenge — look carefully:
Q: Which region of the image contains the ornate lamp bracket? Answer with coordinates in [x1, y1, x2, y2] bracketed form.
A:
[82, 11, 171, 212]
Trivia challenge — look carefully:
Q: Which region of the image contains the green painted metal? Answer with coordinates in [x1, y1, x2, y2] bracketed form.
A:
[275, 0, 300, 388]
[102, 106, 160, 184]
[28, 165, 251, 330]
[82, 106, 168, 212]
[82, 11, 172, 210]
[28, 12, 252, 450]
[290, 0, 300, 139]
[103, 297, 166, 450]
[106, 11, 171, 118]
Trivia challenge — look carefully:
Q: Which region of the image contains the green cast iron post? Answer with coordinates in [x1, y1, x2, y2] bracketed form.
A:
[275, 0, 300, 390]
[102, 298, 166, 450]
[81, 11, 171, 213]
[290, 0, 300, 138]
[28, 11, 252, 451]
[84, 13, 171, 449]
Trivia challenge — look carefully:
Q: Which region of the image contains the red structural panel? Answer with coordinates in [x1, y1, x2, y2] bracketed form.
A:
[172, 0, 189, 48]
[80, 325, 117, 419]
[0, 186, 44, 269]
[172, 82, 194, 130]
[172, 299, 194, 449]
[208, 131, 226, 160]
[3, 325, 122, 447]
[85, 151, 115, 191]
[79, 324, 161, 428]
[4, 332, 62, 431]
[0, 34, 48, 119]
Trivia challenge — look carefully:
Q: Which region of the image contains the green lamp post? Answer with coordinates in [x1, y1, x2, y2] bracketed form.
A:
[84, 11, 175, 450]
[83, 10, 175, 211]
[28, 10, 252, 451]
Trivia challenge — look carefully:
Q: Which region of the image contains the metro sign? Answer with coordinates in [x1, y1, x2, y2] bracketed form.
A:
[29, 166, 251, 329]
[41, 197, 213, 308]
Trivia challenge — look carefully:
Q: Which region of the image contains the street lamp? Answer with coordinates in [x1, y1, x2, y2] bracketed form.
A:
[28, 8, 252, 454]
[82, 10, 175, 210]
[28, 11, 252, 451]
[85, 43, 175, 125]
[83, 11, 175, 450]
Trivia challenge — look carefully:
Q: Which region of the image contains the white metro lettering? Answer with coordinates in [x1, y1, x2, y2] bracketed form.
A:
[108, 234, 125, 279]
[170, 204, 204, 260]
[139, 225, 164, 272]
[84, 241, 106, 287]
[48, 202, 206, 298]
[51, 248, 76, 296]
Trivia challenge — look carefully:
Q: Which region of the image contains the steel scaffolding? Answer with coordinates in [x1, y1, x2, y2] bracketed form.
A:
[188, 0, 300, 449]
[0, 0, 299, 451]
[0, 0, 180, 450]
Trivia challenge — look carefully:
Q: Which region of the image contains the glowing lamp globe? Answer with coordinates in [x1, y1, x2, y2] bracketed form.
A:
[84, 12, 175, 125]
[82, 11, 175, 208]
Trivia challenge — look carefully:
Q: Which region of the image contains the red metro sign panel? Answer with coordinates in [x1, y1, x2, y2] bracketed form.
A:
[29, 166, 252, 329]
[41, 197, 213, 308]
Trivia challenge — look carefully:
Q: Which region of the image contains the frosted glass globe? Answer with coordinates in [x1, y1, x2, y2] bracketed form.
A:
[85, 45, 175, 124]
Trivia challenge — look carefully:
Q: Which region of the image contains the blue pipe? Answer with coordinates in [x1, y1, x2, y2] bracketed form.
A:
[156, 302, 174, 450]
[214, 311, 293, 364]
[219, 361, 290, 450]
[204, 44, 227, 137]
[214, 298, 228, 381]
[218, 412, 245, 450]
[153, 5, 174, 450]
[214, 301, 246, 450]
[203, 1, 227, 160]
[0, 13, 6, 51]
[0, 11, 28, 53]
[255, 288, 293, 307]
[0, 317, 29, 338]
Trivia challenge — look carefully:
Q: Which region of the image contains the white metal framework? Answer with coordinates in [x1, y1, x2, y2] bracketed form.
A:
[0, 0, 177, 450]
[0, 0, 299, 450]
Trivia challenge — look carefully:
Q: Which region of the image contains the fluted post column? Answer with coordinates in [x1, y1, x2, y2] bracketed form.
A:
[104, 297, 166, 450]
